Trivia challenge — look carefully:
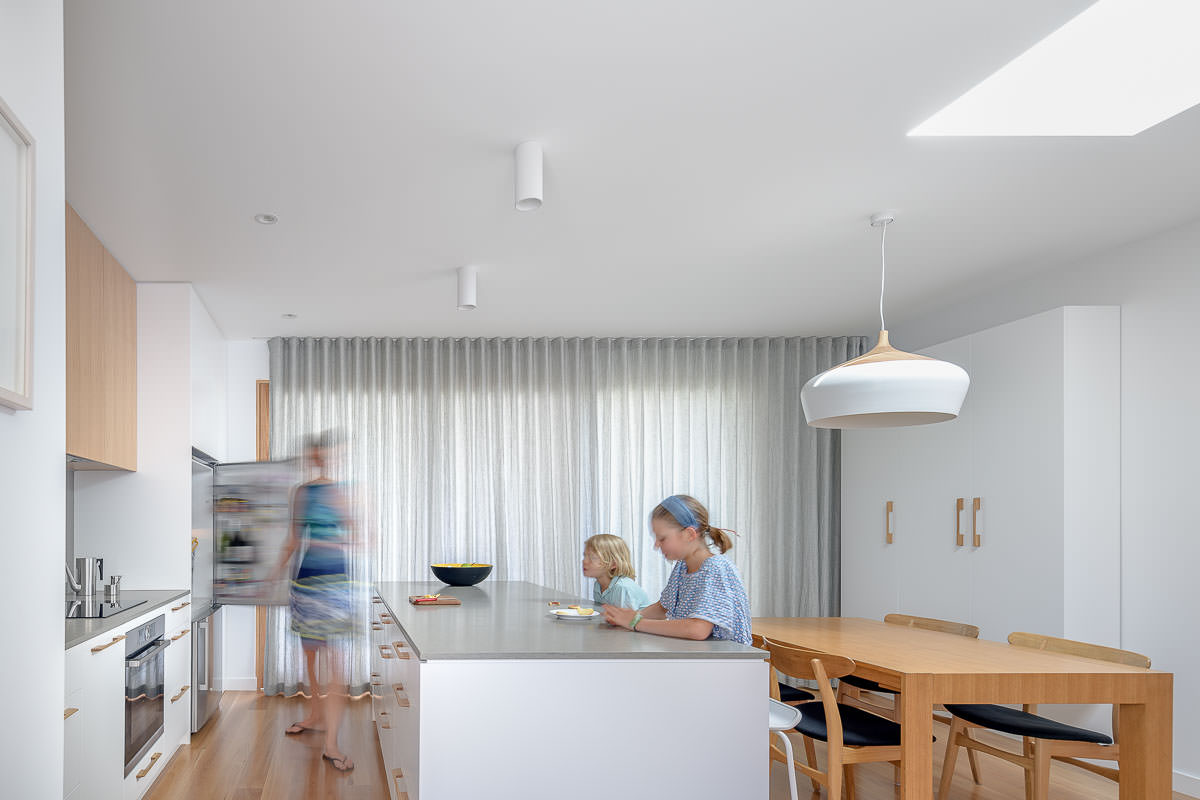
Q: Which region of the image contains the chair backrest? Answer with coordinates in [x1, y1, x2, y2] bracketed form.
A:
[764, 638, 856, 754]
[885, 613, 980, 639]
[751, 633, 781, 701]
[1007, 631, 1150, 668]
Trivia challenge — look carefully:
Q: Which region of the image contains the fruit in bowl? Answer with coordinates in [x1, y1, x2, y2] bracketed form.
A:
[430, 563, 493, 586]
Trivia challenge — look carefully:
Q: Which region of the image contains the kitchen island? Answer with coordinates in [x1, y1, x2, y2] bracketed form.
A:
[371, 580, 766, 800]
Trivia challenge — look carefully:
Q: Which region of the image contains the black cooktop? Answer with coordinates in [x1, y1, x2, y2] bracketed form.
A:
[65, 597, 148, 619]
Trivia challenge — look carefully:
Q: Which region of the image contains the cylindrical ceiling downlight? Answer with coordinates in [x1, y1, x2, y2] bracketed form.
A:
[514, 141, 543, 211]
[457, 265, 478, 311]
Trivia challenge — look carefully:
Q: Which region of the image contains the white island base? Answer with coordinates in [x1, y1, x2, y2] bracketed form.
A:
[371, 582, 766, 800]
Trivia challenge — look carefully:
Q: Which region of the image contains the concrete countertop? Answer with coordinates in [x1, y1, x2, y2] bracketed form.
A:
[65, 589, 190, 650]
[373, 580, 764, 662]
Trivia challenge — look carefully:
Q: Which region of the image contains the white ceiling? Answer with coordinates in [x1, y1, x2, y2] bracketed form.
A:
[64, 1, 1200, 340]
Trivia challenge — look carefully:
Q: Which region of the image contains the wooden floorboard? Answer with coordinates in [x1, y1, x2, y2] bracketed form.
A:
[147, 691, 1191, 799]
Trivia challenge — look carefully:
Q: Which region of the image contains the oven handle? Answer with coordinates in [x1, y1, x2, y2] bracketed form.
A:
[125, 638, 171, 669]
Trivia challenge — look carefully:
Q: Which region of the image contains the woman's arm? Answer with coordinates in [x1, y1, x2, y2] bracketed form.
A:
[639, 601, 667, 620]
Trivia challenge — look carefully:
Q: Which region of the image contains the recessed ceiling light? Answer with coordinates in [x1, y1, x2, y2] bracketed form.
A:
[255, 213, 279, 225]
[282, 313, 297, 319]
[909, 0, 1200, 136]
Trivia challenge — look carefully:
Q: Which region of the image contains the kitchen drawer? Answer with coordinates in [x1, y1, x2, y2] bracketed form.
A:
[123, 742, 169, 800]
[165, 595, 192, 635]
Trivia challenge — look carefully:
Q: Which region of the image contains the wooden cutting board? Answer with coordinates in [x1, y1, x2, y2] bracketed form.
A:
[408, 595, 461, 606]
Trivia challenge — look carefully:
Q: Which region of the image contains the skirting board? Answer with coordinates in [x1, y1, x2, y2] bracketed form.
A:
[1176, 770, 1200, 798]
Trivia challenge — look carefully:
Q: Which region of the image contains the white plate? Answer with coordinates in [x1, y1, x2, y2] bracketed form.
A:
[549, 608, 603, 620]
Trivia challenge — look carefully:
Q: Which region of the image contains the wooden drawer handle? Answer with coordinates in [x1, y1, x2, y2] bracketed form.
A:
[64, 707, 79, 720]
[885, 500, 894, 544]
[172, 629, 190, 641]
[955, 497, 965, 547]
[136, 752, 162, 779]
[379, 710, 391, 729]
[393, 683, 410, 708]
[379, 645, 394, 660]
[371, 624, 383, 631]
[972, 497, 982, 547]
[172, 601, 191, 611]
[171, 685, 191, 703]
[392, 643, 410, 660]
[372, 597, 383, 604]
[91, 635, 125, 653]
[370, 671, 380, 678]
[379, 613, 392, 623]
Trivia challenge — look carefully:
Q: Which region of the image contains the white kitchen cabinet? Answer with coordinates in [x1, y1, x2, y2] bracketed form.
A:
[842, 307, 1121, 645]
[64, 629, 127, 800]
[65, 597, 195, 800]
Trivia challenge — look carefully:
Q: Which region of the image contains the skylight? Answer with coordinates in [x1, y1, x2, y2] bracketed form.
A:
[909, 0, 1200, 136]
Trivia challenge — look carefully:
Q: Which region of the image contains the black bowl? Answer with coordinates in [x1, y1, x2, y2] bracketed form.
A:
[430, 563, 493, 586]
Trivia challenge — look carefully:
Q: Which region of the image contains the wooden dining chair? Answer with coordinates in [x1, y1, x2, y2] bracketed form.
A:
[837, 613, 980, 719]
[937, 631, 1151, 800]
[753, 633, 816, 706]
[765, 637, 904, 800]
[753, 633, 818, 795]
[835, 614, 983, 786]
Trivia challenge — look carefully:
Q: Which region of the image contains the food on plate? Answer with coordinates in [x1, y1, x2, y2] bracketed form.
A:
[568, 605, 580, 610]
[576, 608, 595, 616]
[547, 601, 560, 606]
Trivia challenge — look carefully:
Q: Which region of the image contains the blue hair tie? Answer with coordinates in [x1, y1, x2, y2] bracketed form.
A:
[659, 495, 699, 530]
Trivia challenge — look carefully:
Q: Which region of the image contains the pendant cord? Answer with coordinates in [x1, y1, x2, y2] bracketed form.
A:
[878, 220, 887, 331]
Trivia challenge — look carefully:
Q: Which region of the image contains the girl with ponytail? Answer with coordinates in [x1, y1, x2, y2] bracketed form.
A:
[601, 494, 751, 644]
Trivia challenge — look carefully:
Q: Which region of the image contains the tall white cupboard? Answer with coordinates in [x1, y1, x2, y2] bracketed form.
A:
[841, 307, 1121, 648]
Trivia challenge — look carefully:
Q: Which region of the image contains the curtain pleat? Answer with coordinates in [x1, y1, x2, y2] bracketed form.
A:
[263, 335, 866, 693]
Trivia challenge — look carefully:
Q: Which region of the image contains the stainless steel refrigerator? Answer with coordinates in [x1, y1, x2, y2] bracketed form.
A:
[191, 449, 296, 732]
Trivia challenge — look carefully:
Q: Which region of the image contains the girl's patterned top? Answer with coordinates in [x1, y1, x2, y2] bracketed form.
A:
[659, 553, 752, 644]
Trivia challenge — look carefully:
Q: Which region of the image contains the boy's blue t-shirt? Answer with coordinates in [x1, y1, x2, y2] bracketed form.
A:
[592, 575, 651, 610]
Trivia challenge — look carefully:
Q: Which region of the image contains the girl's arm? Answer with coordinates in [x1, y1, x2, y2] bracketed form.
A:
[602, 603, 714, 640]
[629, 616, 714, 641]
[639, 601, 667, 620]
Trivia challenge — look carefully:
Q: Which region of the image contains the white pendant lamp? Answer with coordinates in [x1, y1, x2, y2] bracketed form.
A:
[514, 141, 543, 211]
[457, 265, 478, 311]
[801, 214, 969, 429]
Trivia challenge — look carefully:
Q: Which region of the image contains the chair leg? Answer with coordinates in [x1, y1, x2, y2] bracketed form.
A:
[802, 736, 821, 793]
[772, 731, 799, 800]
[966, 746, 982, 785]
[1031, 743, 1051, 800]
[1022, 736, 1035, 800]
[844, 764, 856, 800]
[937, 717, 964, 800]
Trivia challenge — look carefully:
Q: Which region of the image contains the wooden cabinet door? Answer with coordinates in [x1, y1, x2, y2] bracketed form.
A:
[968, 309, 1066, 642]
[894, 337, 974, 625]
[66, 204, 137, 470]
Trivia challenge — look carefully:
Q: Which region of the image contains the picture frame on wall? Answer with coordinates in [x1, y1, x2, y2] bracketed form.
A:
[0, 94, 34, 411]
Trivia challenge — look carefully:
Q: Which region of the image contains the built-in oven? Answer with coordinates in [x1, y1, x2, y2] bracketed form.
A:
[124, 615, 170, 777]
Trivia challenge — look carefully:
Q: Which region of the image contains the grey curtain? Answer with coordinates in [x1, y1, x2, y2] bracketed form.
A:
[263, 336, 865, 694]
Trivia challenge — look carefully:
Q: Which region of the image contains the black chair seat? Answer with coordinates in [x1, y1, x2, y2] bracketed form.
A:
[793, 702, 906, 748]
[944, 704, 1113, 744]
[778, 683, 815, 703]
[841, 674, 898, 694]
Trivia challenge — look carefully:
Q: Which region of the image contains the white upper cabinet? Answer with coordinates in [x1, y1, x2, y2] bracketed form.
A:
[842, 307, 1121, 646]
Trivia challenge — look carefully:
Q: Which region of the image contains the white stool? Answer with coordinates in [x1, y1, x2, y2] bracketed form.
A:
[769, 697, 803, 800]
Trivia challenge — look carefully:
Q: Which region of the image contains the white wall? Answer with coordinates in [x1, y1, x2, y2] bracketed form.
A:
[0, 1, 66, 794]
[191, 288, 228, 461]
[892, 217, 1200, 795]
[222, 339, 269, 690]
[75, 284, 192, 590]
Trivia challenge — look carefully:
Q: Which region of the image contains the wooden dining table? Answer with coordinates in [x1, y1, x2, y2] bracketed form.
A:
[753, 617, 1173, 800]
